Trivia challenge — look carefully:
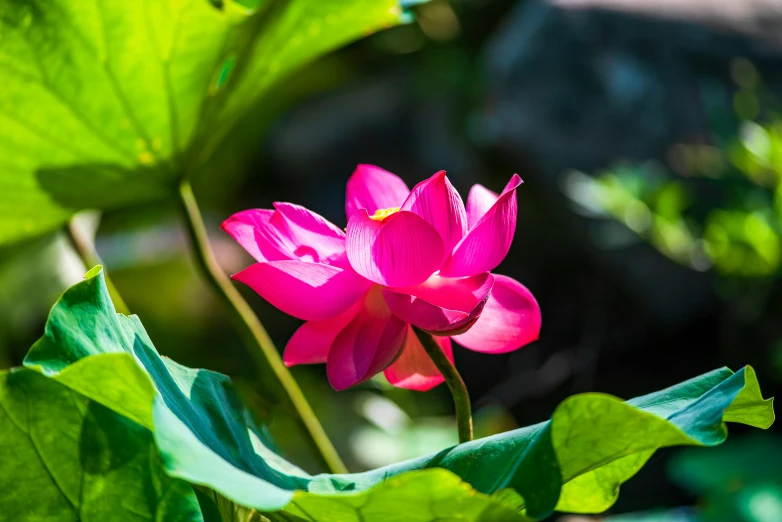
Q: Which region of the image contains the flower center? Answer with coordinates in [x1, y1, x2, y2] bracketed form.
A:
[369, 207, 400, 221]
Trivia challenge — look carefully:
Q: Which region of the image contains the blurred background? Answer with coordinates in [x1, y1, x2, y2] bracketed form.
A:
[2, 0, 782, 520]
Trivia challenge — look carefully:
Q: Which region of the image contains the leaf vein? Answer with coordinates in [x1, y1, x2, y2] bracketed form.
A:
[15, 12, 138, 163]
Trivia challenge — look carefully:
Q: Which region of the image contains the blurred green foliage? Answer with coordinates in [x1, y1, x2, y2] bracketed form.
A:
[669, 436, 782, 522]
[590, 435, 782, 522]
[564, 60, 782, 280]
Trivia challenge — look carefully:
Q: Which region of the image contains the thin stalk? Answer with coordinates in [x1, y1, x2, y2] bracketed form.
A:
[176, 180, 347, 474]
[413, 326, 473, 443]
[65, 217, 131, 315]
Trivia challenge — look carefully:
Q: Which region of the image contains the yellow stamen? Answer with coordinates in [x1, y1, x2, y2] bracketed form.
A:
[369, 207, 400, 221]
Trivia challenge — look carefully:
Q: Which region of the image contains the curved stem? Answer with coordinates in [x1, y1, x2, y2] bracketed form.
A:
[412, 326, 473, 443]
[65, 217, 131, 315]
[176, 180, 347, 474]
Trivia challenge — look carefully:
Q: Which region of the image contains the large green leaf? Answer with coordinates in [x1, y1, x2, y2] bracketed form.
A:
[0, 368, 202, 521]
[0, 0, 417, 245]
[17, 268, 774, 521]
[285, 470, 528, 522]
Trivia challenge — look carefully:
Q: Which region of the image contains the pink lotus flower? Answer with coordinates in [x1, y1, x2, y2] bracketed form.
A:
[222, 166, 541, 391]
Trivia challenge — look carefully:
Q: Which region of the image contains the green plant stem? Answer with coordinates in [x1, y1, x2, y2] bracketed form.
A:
[413, 326, 473, 443]
[176, 180, 347, 474]
[65, 218, 131, 315]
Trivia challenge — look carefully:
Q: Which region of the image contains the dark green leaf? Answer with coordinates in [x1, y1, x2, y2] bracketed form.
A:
[0, 368, 202, 521]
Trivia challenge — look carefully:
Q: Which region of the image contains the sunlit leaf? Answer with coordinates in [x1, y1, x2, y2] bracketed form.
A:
[0, 0, 418, 244]
[286, 470, 528, 522]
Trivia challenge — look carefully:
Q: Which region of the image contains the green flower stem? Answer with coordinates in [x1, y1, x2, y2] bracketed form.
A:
[65, 217, 131, 316]
[413, 326, 473, 443]
[176, 180, 347, 474]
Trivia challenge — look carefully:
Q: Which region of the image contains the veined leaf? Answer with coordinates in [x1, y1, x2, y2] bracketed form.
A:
[0, 0, 418, 244]
[0, 368, 202, 521]
[15, 268, 776, 520]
